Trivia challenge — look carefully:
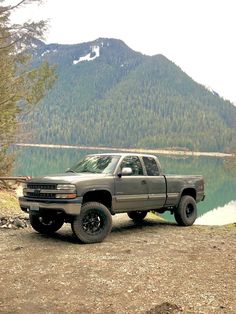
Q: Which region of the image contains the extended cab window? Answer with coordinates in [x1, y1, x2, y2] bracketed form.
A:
[143, 157, 159, 176]
[121, 156, 144, 176]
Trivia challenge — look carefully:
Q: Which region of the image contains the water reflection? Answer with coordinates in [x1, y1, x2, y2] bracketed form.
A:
[195, 200, 236, 225]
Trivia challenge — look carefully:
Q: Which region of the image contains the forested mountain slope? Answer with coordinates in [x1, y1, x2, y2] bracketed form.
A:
[22, 38, 236, 152]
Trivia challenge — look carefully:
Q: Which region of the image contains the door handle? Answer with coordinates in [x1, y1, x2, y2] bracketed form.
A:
[141, 180, 147, 184]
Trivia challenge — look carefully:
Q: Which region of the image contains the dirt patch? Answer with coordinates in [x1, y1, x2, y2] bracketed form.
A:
[0, 214, 235, 313]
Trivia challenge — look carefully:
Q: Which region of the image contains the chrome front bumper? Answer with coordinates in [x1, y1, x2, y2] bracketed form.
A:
[19, 197, 82, 215]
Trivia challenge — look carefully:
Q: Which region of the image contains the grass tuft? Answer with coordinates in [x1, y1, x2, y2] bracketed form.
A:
[0, 190, 22, 216]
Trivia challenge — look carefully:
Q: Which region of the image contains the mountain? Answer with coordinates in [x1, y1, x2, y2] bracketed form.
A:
[22, 38, 236, 152]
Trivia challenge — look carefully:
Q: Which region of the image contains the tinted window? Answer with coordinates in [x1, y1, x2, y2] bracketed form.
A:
[143, 157, 159, 176]
[121, 156, 143, 176]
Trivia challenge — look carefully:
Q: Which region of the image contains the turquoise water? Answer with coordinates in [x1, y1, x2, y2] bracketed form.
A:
[13, 146, 236, 222]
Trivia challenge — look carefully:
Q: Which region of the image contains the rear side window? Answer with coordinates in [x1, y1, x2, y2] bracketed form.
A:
[143, 157, 159, 176]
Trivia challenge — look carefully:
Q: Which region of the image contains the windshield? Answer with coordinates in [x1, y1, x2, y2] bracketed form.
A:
[67, 155, 120, 174]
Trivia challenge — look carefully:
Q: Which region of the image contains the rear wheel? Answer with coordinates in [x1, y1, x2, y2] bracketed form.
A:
[174, 195, 197, 226]
[72, 202, 112, 243]
[127, 210, 148, 222]
[29, 213, 64, 234]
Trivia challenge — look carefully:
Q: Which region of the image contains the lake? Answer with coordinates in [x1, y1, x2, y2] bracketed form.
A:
[12, 146, 236, 225]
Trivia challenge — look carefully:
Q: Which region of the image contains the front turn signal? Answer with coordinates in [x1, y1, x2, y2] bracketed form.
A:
[55, 193, 77, 199]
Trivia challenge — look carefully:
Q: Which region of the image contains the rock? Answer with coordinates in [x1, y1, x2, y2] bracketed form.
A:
[13, 246, 24, 251]
[146, 302, 182, 314]
[0, 219, 7, 225]
[0, 224, 8, 229]
[14, 217, 26, 228]
[0, 216, 29, 229]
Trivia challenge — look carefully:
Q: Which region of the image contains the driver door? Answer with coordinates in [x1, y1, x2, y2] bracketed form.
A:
[113, 156, 149, 212]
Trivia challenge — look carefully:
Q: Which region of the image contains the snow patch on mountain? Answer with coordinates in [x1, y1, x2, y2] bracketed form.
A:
[205, 85, 214, 94]
[205, 85, 219, 96]
[73, 46, 100, 65]
[41, 49, 57, 57]
[41, 50, 50, 57]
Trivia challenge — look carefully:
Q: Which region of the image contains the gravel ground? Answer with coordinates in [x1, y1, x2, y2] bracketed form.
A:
[0, 214, 235, 314]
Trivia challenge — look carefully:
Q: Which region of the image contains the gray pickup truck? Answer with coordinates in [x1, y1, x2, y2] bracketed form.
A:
[19, 153, 205, 243]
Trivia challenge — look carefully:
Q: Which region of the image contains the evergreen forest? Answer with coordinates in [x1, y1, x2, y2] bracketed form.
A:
[21, 38, 236, 152]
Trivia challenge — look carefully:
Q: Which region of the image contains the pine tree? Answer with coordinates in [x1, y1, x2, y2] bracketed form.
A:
[0, 0, 56, 175]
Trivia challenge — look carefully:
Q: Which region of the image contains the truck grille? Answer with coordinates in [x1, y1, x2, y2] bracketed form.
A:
[27, 183, 57, 190]
[25, 183, 57, 199]
[26, 192, 56, 199]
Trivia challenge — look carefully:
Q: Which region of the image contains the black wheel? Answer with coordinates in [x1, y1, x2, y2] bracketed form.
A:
[127, 210, 148, 222]
[72, 202, 112, 244]
[174, 195, 197, 226]
[29, 213, 64, 234]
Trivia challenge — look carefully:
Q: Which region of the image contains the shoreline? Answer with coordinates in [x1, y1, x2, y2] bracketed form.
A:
[14, 143, 235, 158]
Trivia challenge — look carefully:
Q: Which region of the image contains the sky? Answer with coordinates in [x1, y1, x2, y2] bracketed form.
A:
[9, 0, 236, 104]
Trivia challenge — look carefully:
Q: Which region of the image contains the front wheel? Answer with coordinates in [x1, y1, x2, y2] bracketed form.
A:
[29, 213, 64, 234]
[72, 202, 112, 244]
[174, 195, 197, 226]
[127, 210, 148, 222]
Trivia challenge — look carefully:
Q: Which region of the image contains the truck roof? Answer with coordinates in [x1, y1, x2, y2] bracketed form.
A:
[87, 152, 158, 158]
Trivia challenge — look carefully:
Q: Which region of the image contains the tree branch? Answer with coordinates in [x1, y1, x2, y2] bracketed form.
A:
[0, 0, 26, 14]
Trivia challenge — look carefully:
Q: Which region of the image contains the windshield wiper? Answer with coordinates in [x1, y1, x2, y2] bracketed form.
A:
[79, 170, 94, 173]
[66, 169, 76, 173]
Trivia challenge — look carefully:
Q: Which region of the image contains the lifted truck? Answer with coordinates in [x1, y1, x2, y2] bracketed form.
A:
[19, 153, 205, 243]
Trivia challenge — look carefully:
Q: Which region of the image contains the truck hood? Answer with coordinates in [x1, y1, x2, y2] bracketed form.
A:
[28, 173, 110, 184]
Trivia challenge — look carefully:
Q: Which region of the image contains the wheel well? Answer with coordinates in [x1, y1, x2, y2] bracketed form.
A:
[181, 188, 196, 200]
[82, 190, 112, 210]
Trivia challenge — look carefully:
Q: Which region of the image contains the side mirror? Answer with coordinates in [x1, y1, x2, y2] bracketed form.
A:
[118, 167, 133, 177]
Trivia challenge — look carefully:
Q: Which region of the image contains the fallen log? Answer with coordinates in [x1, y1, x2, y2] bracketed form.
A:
[0, 176, 31, 189]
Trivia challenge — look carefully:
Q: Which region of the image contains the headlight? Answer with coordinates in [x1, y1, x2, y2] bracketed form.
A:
[57, 184, 76, 191]
[56, 184, 77, 198]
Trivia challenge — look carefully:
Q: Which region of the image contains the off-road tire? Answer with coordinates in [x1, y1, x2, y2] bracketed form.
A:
[174, 195, 197, 226]
[127, 210, 148, 222]
[72, 202, 112, 244]
[29, 213, 64, 234]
